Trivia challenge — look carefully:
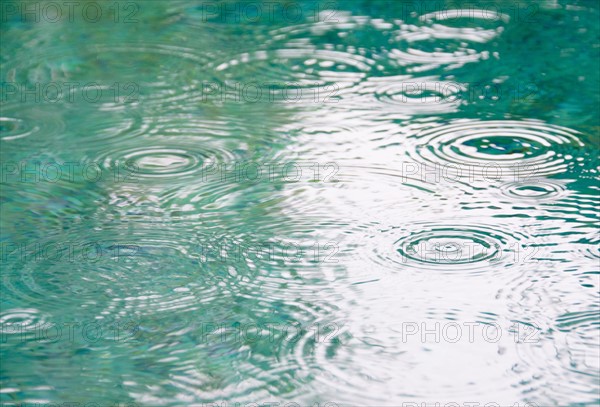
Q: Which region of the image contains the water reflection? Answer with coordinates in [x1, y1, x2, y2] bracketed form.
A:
[1, 1, 598, 406]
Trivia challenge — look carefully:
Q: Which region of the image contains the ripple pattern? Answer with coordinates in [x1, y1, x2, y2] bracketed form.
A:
[407, 119, 586, 178]
[365, 221, 531, 274]
[1, 1, 599, 406]
[499, 180, 567, 201]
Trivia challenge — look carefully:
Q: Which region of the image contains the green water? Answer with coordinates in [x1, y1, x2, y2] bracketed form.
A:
[1, 1, 599, 406]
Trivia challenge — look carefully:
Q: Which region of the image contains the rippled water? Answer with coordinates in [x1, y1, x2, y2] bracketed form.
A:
[1, 1, 599, 406]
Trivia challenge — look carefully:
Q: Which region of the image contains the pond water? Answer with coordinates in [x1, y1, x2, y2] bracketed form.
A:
[1, 1, 599, 406]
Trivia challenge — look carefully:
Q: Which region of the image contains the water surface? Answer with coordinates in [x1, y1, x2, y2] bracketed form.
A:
[1, 1, 599, 406]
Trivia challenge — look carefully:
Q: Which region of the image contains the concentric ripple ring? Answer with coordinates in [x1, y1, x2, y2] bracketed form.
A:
[409, 119, 585, 178]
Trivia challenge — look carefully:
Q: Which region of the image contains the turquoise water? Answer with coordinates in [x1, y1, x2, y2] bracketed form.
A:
[1, 0, 599, 405]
